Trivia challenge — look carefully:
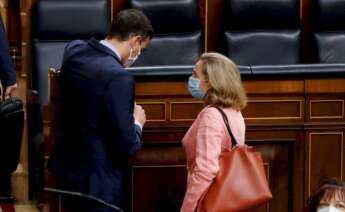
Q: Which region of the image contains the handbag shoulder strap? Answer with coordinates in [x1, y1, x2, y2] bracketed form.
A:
[212, 106, 238, 147]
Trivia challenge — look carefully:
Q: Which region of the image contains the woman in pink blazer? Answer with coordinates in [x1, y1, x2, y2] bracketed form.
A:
[181, 52, 247, 212]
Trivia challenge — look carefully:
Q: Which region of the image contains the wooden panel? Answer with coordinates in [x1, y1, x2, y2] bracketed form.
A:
[130, 145, 187, 212]
[130, 140, 294, 212]
[306, 79, 345, 93]
[244, 80, 304, 94]
[7, 0, 20, 43]
[137, 102, 167, 122]
[301, 0, 312, 63]
[307, 132, 344, 196]
[15, 75, 27, 106]
[142, 130, 188, 145]
[130, 146, 186, 166]
[170, 101, 204, 121]
[309, 99, 344, 120]
[135, 98, 204, 128]
[248, 141, 293, 212]
[7, 0, 31, 203]
[7, 0, 22, 71]
[20, 0, 35, 77]
[136, 81, 189, 96]
[199, 0, 206, 48]
[12, 88, 29, 201]
[233, 131, 304, 212]
[131, 165, 187, 212]
[243, 98, 304, 122]
[112, 0, 124, 16]
[205, 0, 224, 51]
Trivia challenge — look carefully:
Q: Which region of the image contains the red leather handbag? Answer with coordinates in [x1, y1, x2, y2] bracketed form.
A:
[198, 107, 272, 212]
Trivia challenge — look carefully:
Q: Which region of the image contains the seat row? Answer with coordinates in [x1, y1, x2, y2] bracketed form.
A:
[31, 0, 345, 105]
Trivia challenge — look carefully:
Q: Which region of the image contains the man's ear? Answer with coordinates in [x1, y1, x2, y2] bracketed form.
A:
[128, 35, 140, 47]
[134, 35, 142, 44]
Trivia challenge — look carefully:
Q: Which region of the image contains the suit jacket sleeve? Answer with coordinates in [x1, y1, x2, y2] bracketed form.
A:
[0, 16, 16, 88]
[104, 71, 142, 157]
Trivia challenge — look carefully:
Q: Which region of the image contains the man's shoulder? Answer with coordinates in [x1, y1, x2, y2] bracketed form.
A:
[65, 39, 87, 51]
[104, 65, 131, 79]
[68, 39, 86, 47]
[62, 39, 130, 77]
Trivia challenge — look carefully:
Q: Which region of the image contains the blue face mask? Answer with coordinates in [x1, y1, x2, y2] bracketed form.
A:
[188, 76, 205, 99]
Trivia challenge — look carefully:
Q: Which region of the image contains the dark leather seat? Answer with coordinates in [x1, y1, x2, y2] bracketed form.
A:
[247, 0, 345, 77]
[126, 0, 203, 77]
[222, 0, 301, 66]
[312, 0, 345, 63]
[32, 0, 110, 106]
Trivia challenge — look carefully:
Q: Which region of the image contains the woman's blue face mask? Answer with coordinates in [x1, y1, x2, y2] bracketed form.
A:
[188, 76, 205, 99]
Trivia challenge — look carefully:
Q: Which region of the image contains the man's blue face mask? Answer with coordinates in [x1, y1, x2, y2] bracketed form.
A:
[188, 76, 205, 99]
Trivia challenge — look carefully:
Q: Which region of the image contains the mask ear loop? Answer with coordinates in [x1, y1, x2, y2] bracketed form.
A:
[138, 44, 142, 56]
[138, 38, 142, 55]
[129, 41, 142, 60]
[128, 48, 134, 59]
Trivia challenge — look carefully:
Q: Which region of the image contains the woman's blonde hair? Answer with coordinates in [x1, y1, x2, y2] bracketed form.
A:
[200, 52, 247, 110]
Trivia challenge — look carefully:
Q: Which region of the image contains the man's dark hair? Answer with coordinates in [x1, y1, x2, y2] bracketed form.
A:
[108, 9, 154, 41]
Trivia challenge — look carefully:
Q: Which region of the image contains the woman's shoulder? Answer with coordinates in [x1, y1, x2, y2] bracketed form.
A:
[201, 105, 242, 115]
[199, 106, 221, 117]
[199, 106, 244, 123]
[198, 106, 228, 122]
[223, 107, 244, 117]
[192, 107, 219, 125]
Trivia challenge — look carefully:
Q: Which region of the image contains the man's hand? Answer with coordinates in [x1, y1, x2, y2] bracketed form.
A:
[134, 104, 146, 127]
[5, 83, 17, 96]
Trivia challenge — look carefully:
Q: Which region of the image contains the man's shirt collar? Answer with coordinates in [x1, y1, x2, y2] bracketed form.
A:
[100, 40, 121, 60]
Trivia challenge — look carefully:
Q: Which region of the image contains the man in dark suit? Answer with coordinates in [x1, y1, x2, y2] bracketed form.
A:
[0, 16, 17, 96]
[0, 15, 17, 198]
[47, 9, 154, 212]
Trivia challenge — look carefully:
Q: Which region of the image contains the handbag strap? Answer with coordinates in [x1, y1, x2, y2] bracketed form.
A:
[212, 106, 238, 147]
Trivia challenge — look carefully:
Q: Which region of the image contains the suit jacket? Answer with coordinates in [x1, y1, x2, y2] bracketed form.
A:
[47, 38, 142, 209]
[0, 16, 16, 88]
[180, 106, 246, 212]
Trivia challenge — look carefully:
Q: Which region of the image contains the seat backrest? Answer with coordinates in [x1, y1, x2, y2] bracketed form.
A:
[32, 0, 110, 106]
[127, 0, 203, 66]
[222, 0, 301, 66]
[311, 0, 345, 63]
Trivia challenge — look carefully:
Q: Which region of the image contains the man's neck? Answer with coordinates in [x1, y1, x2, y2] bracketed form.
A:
[105, 37, 128, 64]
